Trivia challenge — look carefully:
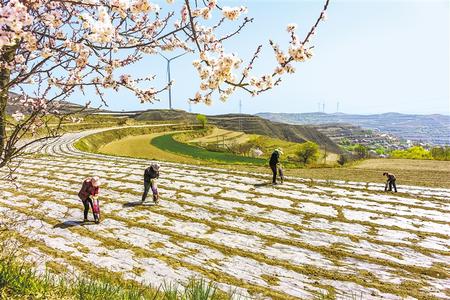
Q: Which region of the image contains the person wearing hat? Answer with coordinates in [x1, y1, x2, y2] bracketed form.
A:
[142, 163, 160, 204]
[383, 172, 397, 192]
[269, 148, 284, 185]
[78, 176, 101, 222]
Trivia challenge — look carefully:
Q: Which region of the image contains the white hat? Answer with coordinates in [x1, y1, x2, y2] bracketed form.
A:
[91, 176, 101, 187]
[275, 148, 284, 155]
[151, 163, 160, 171]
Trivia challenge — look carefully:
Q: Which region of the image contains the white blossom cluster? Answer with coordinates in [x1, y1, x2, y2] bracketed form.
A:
[222, 6, 248, 21]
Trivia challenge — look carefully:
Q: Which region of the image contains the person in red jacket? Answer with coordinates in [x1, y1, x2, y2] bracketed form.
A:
[78, 176, 101, 223]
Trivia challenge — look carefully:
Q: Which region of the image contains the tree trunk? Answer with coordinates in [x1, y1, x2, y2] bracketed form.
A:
[0, 45, 15, 167]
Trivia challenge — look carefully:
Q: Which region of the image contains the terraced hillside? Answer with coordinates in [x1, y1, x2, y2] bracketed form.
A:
[135, 110, 342, 154]
[1, 126, 450, 299]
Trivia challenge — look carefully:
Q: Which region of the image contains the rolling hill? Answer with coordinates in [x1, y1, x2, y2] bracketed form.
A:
[5, 92, 106, 115]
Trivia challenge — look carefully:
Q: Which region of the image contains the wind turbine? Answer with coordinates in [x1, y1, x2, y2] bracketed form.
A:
[159, 51, 189, 110]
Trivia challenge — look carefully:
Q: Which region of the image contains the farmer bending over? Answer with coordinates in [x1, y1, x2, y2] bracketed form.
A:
[383, 172, 397, 192]
[269, 148, 284, 185]
[142, 163, 160, 204]
[78, 176, 101, 222]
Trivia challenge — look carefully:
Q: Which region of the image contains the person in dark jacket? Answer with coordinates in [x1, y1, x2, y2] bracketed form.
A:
[269, 148, 284, 184]
[383, 172, 397, 192]
[142, 163, 160, 203]
[78, 176, 101, 223]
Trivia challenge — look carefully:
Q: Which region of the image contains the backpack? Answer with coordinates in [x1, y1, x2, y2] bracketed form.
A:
[78, 180, 90, 201]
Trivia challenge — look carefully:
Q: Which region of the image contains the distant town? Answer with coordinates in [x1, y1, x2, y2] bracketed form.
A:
[257, 112, 450, 155]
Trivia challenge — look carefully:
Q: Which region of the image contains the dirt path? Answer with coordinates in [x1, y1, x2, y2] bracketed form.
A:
[1, 128, 450, 299]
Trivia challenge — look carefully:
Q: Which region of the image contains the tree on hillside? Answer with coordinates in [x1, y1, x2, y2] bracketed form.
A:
[196, 114, 207, 129]
[430, 146, 450, 161]
[353, 144, 368, 159]
[296, 141, 319, 165]
[0, 0, 329, 170]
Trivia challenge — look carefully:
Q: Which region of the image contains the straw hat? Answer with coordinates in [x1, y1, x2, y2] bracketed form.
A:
[151, 163, 160, 171]
[275, 148, 284, 155]
[91, 176, 101, 187]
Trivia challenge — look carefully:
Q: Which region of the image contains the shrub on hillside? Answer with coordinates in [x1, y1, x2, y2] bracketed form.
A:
[375, 146, 387, 155]
[196, 114, 208, 129]
[296, 142, 320, 165]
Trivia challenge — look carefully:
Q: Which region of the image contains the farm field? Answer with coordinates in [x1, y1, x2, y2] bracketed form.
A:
[275, 159, 450, 189]
[99, 131, 266, 165]
[1, 126, 449, 299]
[98, 128, 450, 188]
[98, 127, 338, 169]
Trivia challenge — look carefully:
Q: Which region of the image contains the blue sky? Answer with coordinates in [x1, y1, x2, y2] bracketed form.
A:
[72, 0, 450, 115]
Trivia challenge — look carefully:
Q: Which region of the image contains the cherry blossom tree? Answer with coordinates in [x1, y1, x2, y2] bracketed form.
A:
[0, 0, 329, 169]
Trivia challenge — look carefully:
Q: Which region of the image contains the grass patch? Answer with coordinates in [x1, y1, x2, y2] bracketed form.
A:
[0, 247, 233, 300]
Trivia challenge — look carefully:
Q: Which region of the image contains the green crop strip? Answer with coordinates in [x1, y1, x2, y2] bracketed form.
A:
[151, 133, 267, 165]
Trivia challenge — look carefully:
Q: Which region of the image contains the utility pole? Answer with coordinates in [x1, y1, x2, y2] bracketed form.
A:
[337, 101, 340, 113]
[188, 101, 192, 113]
[239, 99, 242, 132]
[322, 103, 325, 113]
[159, 51, 189, 110]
